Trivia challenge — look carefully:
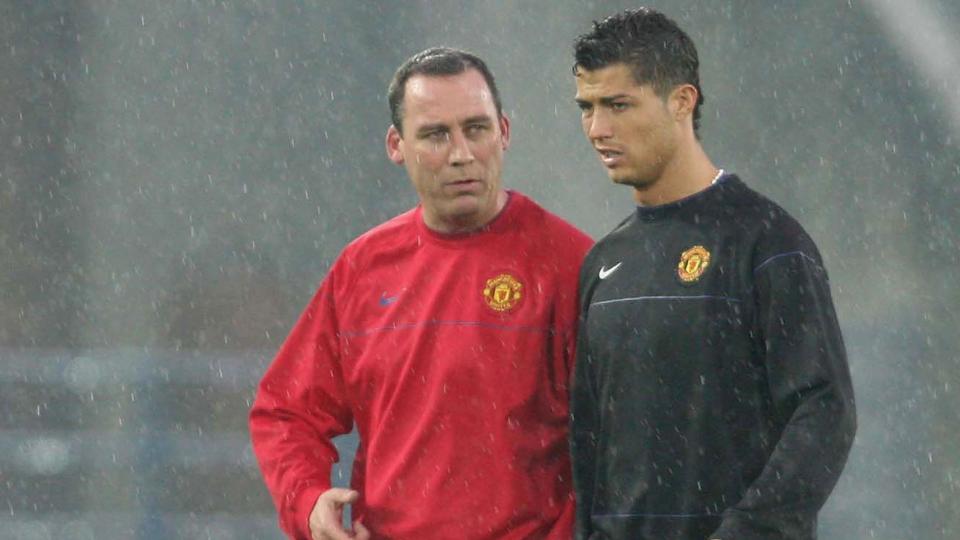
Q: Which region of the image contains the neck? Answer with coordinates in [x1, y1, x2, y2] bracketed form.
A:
[633, 141, 717, 207]
[424, 190, 509, 234]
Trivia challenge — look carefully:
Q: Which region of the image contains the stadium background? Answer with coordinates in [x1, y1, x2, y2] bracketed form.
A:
[2, 1, 958, 538]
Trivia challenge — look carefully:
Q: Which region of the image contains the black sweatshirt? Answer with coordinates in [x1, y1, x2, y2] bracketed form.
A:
[571, 175, 856, 540]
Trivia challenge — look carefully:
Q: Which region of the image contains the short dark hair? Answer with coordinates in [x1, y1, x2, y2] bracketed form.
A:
[574, 8, 705, 134]
[388, 47, 503, 134]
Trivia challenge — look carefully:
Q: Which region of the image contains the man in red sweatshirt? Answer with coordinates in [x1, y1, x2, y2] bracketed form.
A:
[249, 47, 593, 540]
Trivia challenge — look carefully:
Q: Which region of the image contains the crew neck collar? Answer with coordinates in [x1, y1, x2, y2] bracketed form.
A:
[415, 190, 518, 244]
[635, 173, 734, 221]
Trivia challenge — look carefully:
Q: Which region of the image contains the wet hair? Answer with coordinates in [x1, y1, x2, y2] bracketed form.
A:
[573, 8, 704, 134]
[387, 47, 503, 134]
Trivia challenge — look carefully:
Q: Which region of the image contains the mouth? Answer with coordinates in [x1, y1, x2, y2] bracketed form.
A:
[446, 178, 482, 189]
[595, 147, 623, 167]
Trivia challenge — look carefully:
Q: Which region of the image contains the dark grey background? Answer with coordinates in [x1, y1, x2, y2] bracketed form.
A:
[1, 1, 958, 538]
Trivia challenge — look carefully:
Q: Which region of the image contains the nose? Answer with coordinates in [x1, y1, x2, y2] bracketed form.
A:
[447, 130, 475, 166]
[586, 110, 612, 141]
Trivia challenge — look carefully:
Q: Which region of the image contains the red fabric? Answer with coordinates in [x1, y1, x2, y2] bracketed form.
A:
[250, 192, 593, 539]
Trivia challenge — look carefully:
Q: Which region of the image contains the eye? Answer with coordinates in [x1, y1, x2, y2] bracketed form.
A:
[576, 102, 593, 114]
[466, 123, 488, 135]
[611, 102, 629, 112]
[424, 130, 447, 142]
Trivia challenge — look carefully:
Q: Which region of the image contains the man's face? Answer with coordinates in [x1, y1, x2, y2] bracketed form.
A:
[574, 62, 681, 190]
[386, 69, 510, 233]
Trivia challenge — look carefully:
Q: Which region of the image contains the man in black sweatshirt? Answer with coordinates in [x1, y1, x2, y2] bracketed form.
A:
[569, 8, 856, 540]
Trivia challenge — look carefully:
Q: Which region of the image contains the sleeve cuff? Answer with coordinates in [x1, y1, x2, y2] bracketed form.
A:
[292, 485, 328, 540]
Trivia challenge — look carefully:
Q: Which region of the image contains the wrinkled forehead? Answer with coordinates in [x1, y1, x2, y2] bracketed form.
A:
[402, 71, 499, 127]
[404, 70, 494, 105]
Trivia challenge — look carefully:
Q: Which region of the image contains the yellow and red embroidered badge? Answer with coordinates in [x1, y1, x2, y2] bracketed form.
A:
[483, 273, 523, 312]
[677, 245, 711, 283]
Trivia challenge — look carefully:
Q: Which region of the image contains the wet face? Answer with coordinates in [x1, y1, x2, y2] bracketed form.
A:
[574, 63, 682, 190]
[386, 69, 510, 233]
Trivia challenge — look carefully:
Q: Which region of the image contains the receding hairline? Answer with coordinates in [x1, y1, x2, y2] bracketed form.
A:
[393, 68, 502, 134]
[387, 47, 503, 133]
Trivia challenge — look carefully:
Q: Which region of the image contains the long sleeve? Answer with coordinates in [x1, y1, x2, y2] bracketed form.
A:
[712, 249, 856, 539]
[249, 271, 354, 540]
[570, 270, 599, 540]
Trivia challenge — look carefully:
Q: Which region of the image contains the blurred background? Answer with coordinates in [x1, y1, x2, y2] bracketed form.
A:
[1, 0, 958, 538]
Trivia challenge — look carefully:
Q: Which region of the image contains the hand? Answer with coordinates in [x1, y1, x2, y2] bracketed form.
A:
[308, 488, 371, 540]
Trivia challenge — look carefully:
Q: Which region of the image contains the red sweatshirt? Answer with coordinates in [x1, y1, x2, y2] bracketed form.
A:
[250, 191, 593, 539]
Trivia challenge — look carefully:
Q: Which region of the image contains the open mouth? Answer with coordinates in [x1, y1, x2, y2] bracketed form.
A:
[596, 148, 623, 165]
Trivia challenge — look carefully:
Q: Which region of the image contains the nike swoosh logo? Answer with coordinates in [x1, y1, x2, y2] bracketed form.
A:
[379, 293, 400, 306]
[598, 262, 622, 280]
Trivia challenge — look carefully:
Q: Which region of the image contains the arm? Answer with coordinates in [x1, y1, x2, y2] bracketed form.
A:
[712, 249, 856, 539]
[249, 273, 355, 540]
[570, 329, 600, 540]
[570, 268, 600, 540]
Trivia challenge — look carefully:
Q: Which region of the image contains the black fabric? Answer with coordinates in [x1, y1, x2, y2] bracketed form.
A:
[571, 175, 856, 540]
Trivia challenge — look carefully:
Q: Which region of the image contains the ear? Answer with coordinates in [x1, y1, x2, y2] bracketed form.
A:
[669, 84, 699, 123]
[498, 114, 511, 151]
[385, 124, 405, 165]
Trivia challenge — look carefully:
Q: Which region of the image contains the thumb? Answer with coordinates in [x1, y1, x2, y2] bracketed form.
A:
[324, 488, 360, 505]
[353, 520, 371, 540]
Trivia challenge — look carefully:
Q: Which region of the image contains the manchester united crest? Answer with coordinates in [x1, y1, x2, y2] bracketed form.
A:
[483, 273, 523, 312]
[677, 245, 711, 283]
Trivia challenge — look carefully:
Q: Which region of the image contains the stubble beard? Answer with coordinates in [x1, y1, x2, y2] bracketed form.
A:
[611, 170, 657, 191]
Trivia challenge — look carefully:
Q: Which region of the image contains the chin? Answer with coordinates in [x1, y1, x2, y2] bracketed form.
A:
[610, 176, 645, 187]
[442, 202, 481, 221]
[611, 174, 651, 190]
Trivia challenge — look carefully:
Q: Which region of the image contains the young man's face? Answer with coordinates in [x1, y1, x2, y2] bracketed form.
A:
[574, 62, 682, 190]
[386, 69, 510, 233]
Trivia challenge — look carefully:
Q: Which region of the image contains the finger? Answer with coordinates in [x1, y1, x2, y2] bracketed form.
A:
[311, 494, 356, 540]
[323, 488, 360, 505]
[318, 524, 354, 540]
[353, 520, 371, 540]
[312, 514, 352, 540]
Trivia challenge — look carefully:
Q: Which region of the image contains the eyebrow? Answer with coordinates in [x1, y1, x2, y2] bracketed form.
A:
[415, 115, 494, 135]
[461, 114, 494, 125]
[416, 123, 448, 135]
[575, 94, 633, 106]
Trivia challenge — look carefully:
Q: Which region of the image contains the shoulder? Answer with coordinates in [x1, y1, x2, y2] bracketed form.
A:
[510, 191, 594, 254]
[331, 207, 419, 278]
[583, 210, 635, 261]
[725, 177, 826, 273]
[577, 211, 636, 291]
